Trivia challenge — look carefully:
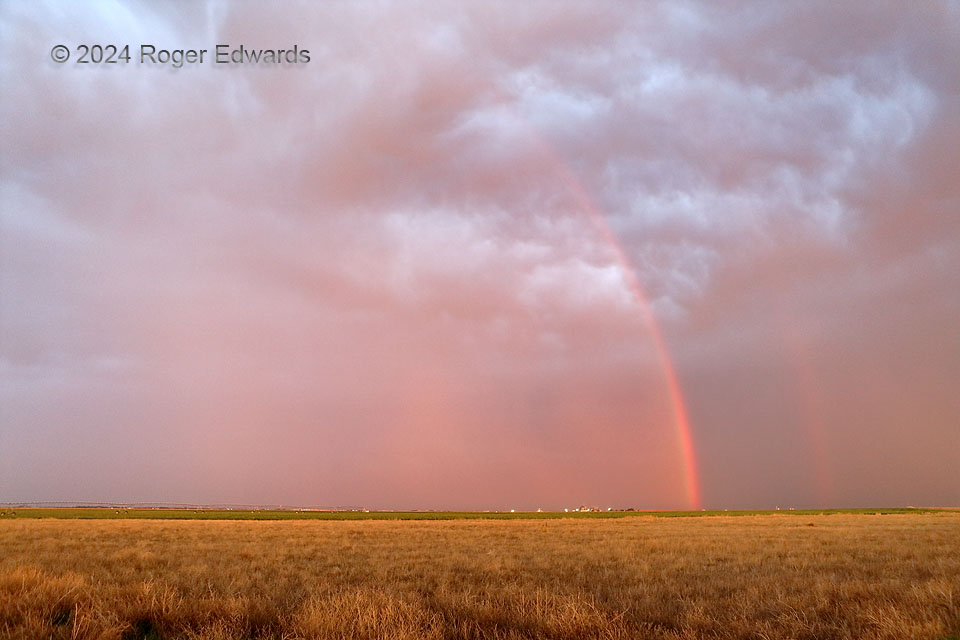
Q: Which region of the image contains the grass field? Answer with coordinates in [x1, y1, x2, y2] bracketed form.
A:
[2, 512, 958, 639]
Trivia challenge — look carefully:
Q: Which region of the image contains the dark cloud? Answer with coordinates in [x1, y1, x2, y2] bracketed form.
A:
[1, 1, 957, 509]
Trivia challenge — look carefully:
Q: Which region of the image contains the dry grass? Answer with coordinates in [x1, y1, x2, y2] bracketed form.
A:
[1, 513, 958, 639]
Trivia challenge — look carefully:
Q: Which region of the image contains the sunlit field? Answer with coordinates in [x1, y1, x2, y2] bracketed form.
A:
[2, 512, 958, 639]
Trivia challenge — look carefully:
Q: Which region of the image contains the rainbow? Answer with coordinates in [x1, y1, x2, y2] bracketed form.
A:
[780, 315, 834, 506]
[484, 92, 703, 508]
[552, 164, 702, 510]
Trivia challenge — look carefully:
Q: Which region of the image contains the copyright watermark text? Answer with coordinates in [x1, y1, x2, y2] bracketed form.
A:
[50, 44, 311, 68]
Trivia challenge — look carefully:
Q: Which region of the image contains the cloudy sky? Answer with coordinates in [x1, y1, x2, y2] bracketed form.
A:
[1, 1, 958, 510]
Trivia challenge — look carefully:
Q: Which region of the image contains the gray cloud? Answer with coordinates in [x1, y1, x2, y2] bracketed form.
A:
[1, 1, 957, 509]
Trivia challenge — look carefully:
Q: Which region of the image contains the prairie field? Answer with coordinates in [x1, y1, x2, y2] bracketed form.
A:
[1, 513, 958, 639]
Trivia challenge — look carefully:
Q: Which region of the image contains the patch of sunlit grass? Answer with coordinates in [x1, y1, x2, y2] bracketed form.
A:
[1, 514, 958, 639]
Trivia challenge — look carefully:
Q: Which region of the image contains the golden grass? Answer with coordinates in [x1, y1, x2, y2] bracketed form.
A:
[1, 513, 958, 639]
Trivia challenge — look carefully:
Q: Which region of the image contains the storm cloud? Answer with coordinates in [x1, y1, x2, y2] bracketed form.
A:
[1, 1, 958, 509]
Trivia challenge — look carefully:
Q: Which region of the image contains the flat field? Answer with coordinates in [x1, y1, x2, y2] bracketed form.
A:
[1, 513, 958, 639]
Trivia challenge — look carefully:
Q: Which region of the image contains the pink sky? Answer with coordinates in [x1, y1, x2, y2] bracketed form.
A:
[1, 1, 958, 509]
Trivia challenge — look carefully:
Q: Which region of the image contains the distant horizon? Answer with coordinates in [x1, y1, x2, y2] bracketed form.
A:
[3, 501, 956, 513]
